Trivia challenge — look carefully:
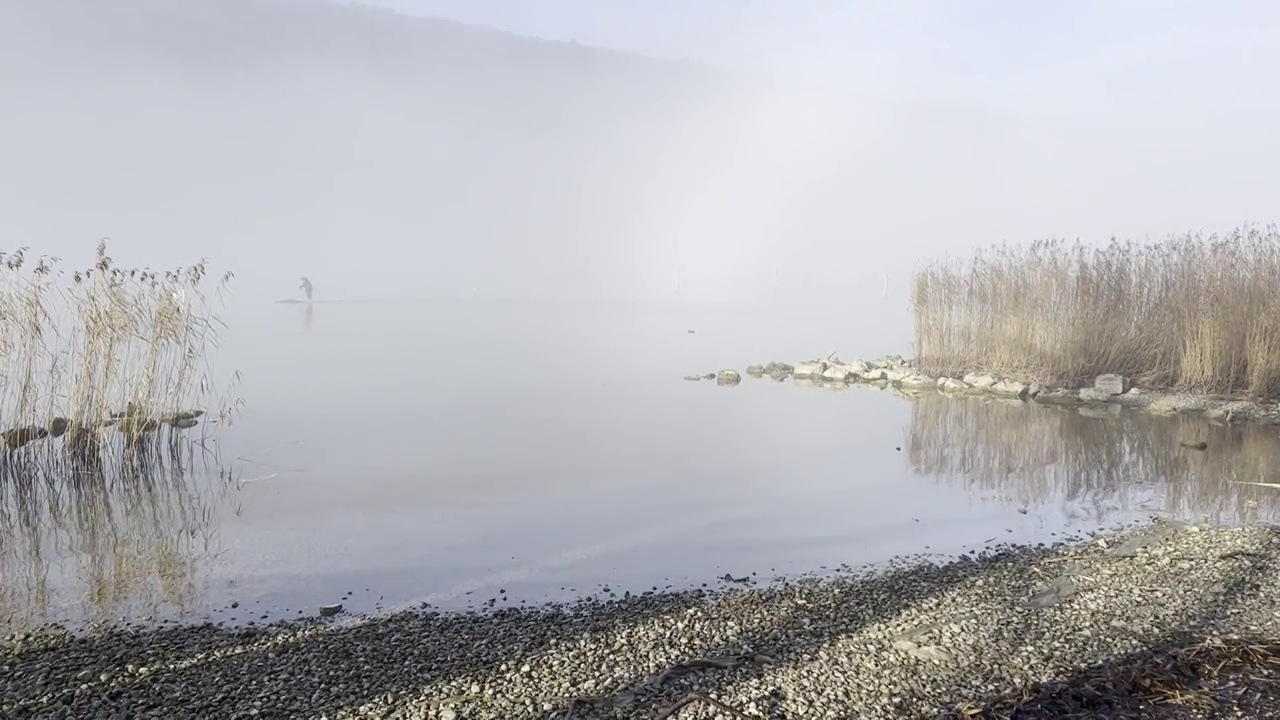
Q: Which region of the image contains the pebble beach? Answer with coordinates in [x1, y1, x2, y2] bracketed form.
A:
[5, 518, 1280, 719]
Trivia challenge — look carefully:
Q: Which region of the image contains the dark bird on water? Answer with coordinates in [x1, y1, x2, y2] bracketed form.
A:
[299, 276, 313, 301]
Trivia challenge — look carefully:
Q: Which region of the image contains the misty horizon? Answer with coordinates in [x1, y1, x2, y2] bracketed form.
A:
[4, 0, 1279, 313]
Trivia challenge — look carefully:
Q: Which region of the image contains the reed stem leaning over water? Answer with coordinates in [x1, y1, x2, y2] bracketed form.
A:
[0, 239, 237, 475]
[912, 223, 1280, 397]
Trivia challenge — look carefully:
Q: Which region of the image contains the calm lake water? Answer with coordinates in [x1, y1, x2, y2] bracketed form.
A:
[4, 299, 1280, 631]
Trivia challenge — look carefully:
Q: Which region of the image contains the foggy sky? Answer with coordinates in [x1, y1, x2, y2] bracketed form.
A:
[2, 0, 1279, 306]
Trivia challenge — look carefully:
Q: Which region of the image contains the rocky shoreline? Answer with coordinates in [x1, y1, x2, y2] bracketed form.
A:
[5, 520, 1280, 719]
[695, 354, 1280, 426]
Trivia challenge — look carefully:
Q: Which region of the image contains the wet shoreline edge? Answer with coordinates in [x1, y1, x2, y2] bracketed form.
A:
[6, 518, 1280, 718]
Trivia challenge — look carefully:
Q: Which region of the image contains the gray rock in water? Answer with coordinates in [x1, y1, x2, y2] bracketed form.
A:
[1147, 395, 1214, 415]
[820, 365, 853, 383]
[682, 375, 703, 382]
[1035, 388, 1080, 405]
[764, 362, 794, 375]
[990, 380, 1030, 399]
[883, 367, 910, 383]
[1094, 374, 1128, 395]
[861, 368, 888, 381]
[898, 374, 935, 390]
[1078, 387, 1117, 403]
[745, 365, 766, 377]
[1202, 407, 1232, 424]
[962, 372, 998, 389]
[845, 359, 871, 374]
[1204, 401, 1259, 424]
[938, 377, 970, 393]
[766, 364, 794, 382]
[716, 369, 742, 386]
[793, 362, 824, 380]
[319, 603, 343, 617]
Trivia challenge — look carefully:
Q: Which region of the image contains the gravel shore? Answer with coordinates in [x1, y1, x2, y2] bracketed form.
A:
[5, 519, 1280, 719]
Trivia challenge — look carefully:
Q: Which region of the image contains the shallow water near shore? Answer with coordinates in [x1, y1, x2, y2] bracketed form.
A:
[5, 299, 1280, 632]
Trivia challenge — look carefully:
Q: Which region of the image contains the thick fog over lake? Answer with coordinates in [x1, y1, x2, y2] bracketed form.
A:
[5, 1, 1279, 311]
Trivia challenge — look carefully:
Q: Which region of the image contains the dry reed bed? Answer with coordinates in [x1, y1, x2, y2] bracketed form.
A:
[0, 240, 235, 456]
[912, 224, 1280, 397]
[907, 393, 1280, 524]
[0, 240, 238, 629]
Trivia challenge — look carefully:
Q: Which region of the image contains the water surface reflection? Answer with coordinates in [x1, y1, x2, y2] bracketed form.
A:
[9, 304, 1280, 633]
[0, 442, 234, 631]
[908, 394, 1280, 525]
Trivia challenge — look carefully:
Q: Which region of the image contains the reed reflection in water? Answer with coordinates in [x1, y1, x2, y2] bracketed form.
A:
[907, 394, 1280, 525]
[0, 434, 236, 632]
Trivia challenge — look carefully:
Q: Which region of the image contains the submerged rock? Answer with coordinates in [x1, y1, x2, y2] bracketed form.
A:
[682, 375, 702, 382]
[1204, 401, 1262, 424]
[1078, 404, 1121, 419]
[161, 409, 205, 423]
[716, 369, 741, 386]
[1203, 407, 1233, 424]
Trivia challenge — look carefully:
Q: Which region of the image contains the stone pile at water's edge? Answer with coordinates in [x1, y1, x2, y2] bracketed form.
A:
[5, 520, 1280, 719]
[704, 354, 1280, 425]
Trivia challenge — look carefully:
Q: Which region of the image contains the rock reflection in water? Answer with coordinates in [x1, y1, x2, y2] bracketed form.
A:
[907, 394, 1280, 524]
[0, 442, 235, 632]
